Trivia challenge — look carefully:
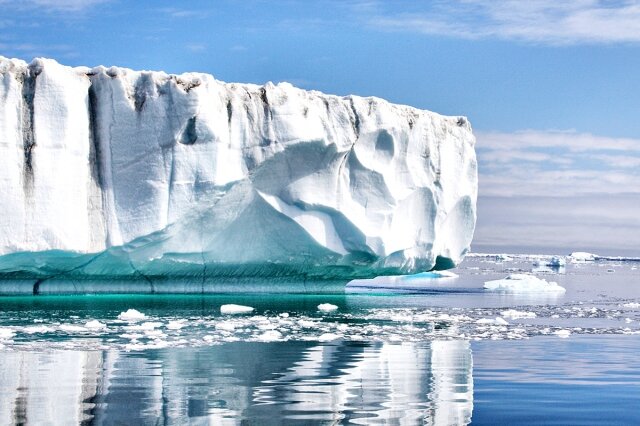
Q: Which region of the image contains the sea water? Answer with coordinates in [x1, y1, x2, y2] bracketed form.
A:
[0, 257, 638, 424]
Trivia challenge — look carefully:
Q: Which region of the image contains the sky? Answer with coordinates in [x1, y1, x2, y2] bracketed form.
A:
[1, 0, 639, 256]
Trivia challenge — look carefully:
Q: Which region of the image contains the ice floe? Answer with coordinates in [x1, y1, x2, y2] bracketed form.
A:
[220, 304, 254, 314]
[118, 309, 147, 321]
[317, 303, 338, 312]
[501, 310, 537, 319]
[484, 274, 566, 294]
[569, 252, 597, 262]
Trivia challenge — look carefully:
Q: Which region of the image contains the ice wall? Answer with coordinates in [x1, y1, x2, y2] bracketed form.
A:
[0, 57, 477, 287]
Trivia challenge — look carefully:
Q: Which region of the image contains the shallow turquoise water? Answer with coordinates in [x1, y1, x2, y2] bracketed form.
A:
[0, 257, 638, 423]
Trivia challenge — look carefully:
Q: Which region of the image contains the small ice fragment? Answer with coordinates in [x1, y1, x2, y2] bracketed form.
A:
[318, 333, 341, 342]
[215, 322, 236, 331]
[623, 302, 640, 309]
[85, 320, 107, 330]
[257, 330, 282, 342]
[0, 328, 15, 340]
[279, 313, 290, 318]
[203, 335, 215, 342]
[118, 309, 147, 321]
[59, 324, 87, 333]
[220, 304, 254, 314]
[318, 303, 338, 312]
[476, 317, 509, 325]
[299, 319, 316, 328]
[167, 320, 186, 330]
[501, 310, 537, 319]
[484, 274, 566, 293]
[554, 329, 571, 338]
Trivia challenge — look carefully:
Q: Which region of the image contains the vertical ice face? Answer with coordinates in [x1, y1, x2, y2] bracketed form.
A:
[0, 56, 477, 280]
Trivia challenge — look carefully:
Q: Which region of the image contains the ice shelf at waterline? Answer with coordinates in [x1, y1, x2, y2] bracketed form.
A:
[0, 57, 477, 292]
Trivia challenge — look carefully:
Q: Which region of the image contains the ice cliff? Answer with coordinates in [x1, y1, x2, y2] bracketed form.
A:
[0, 57, 477, 292]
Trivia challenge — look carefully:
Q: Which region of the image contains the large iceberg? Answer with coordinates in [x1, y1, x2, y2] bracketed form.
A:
[0, 57, 477, 293]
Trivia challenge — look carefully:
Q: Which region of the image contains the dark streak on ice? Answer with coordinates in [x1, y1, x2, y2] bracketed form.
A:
[259, 87, 272, 120]
[226, 99, 233, 124]
[349, 98, 360, 139]
[21, 65, 40, 192]
[180, 117, 198, 145]
[134, 73, 152, 112]
[87, 85, 104, 189]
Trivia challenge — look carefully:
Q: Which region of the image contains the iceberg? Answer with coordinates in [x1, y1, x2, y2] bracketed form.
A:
[0, 57, 477, 293]
[569, 252, 597, 263]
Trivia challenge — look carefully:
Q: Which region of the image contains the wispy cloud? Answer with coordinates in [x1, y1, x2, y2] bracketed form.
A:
[186, 43, 206, 53]
[159, 7, 210, 19]
[0, 0, 110, 12]
[368, 0, 640, 45]
[476, 130, 640, 196]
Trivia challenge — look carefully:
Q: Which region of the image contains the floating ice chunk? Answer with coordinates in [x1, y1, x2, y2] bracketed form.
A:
[534, 256, 566, 267]
[118, 309, 147, 321]
[167, 320, 186, 330]
[501, 310, 537, 319]
[0, 328, 15, 339]
[347, 271, 458, 291]
[476, 317, 509, 326]
[279, 313, 290, 318]
[84, 320, 107, 330]
[257, 330, 283, 342]
[484, 274, 566, 294]
[554, 329, 571, 338]
[317, 303, 338, 312]
[318, 333, 341, 341]
[298, 319, 317, 328]
[623, 303, 640, 309]
[59, 324, 87, 333]
[215, 322, 237, 331]
[569, 252, 597, 262]
[220, 304, 254, 314]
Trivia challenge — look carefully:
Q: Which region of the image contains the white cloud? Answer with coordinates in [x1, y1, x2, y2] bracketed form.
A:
[369, 0, 640, 45]
[476, 130, 640, 196]
[478, 129, 640, 153]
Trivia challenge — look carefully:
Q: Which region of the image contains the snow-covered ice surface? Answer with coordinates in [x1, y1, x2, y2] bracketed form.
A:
[0, 57, 477, 289]
[0, 257, 638, 351]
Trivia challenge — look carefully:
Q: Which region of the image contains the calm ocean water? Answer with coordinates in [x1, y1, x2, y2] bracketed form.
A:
[0, 257, 638, 424]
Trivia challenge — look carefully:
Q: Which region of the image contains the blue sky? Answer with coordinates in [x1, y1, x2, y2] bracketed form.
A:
[1, 0, 639, 255]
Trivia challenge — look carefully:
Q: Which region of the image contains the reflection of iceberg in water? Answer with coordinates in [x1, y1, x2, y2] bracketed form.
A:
[0, 351, 102, 424]
[252, 340, 473, 424]
[0, 341, 473, 424]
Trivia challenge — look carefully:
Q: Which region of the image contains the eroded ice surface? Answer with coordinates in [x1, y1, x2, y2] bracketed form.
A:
[0, 57, 477, 288]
